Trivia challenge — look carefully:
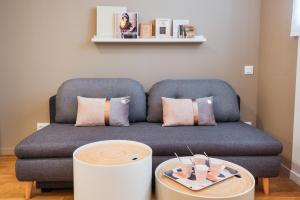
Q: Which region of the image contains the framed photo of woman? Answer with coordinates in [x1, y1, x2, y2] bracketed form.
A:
[115, 12, 138, 39]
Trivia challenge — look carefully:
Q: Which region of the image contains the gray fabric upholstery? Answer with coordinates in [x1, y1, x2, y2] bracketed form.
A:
[196, 96, 216, 125]
[110, 96, 130, 126]
[16, 158, 73, 182]
[15, 78, 283, 188]
[55, 78, 146, 123]
[147, 80, 240, 122]
[15, 156, 280, 182]
[15, 122, 282, 159]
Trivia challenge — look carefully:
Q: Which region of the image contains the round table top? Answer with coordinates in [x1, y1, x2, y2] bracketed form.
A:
[155, 157, 255, 199]
[73, 140, 152, 166]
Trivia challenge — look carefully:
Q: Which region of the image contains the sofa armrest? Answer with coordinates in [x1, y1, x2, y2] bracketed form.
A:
[237, 95, 240, 111]
[49, 95, 56, 123]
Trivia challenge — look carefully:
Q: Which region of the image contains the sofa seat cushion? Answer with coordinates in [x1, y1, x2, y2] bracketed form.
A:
[15, 122, 282, 159]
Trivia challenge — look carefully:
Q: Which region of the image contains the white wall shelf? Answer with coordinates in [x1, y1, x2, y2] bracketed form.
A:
[91, 35, 207, 43]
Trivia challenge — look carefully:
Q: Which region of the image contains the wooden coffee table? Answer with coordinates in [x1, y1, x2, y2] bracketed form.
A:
[73, 140, 152, 200]
[155, 157, 255, 200]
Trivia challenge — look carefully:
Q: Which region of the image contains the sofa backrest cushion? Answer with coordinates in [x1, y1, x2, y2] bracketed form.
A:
[147, 79, 240, 122]
[55, 78, 146, 123]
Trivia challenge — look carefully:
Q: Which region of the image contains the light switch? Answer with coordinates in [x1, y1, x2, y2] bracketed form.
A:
[244, 66, 254, 75]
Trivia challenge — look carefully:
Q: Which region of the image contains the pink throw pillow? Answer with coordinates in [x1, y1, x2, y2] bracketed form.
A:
[75, 96, 106, 126]
[162, 97, 194, 126]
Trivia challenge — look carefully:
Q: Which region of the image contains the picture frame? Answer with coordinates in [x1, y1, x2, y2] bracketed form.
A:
[183, 25, 196, 38]
[115, 12, 138, 39]
[155, 18, 172, 38]
[173, 19, 189, 38]
[139, 22, 153, 38]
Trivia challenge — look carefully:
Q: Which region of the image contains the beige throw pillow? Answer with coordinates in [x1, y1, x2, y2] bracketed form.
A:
[75, 96, 130, 127]
[162, 97, 194, 127]
[75, 96, 106, 126]
[162, 97, 216, 127]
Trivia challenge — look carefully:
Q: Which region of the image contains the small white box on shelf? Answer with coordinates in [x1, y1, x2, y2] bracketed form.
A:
[97, 6, 127, 38]
[173, 19, 189, 38]
[155, 18, 172, 38]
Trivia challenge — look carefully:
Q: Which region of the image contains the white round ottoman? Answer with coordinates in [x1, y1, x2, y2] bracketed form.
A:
[73, 140, 152, 200]
[155, 157, 255, 200]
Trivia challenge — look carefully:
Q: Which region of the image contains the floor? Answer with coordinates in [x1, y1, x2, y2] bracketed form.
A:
[1, 156, 300, 200]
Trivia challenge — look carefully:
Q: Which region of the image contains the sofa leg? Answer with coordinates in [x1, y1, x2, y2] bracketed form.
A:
[261, 178, 270, 195]
[24, 181, 33, 200]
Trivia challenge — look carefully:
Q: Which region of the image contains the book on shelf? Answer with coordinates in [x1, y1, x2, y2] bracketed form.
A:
[96, 6, 127, 38]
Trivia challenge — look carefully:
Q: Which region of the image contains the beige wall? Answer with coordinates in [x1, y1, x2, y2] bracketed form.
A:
[0, 0, 261, 154]
[257, 0, 298, 164]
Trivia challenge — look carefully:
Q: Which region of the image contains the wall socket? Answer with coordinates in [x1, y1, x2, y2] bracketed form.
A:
[37, 122, 50, 131]
[244, 121, 252, 126]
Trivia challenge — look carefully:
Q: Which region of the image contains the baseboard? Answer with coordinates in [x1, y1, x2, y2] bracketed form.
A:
[290, 161, 300, 186]
[0, 147, 14, 155]
[281, 162, 300, 186]
[290, 169, 300, 185]
[281, 163, 291, 176]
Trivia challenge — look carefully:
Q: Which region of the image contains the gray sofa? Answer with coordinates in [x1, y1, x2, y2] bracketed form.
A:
[15, 78, 282, 191]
